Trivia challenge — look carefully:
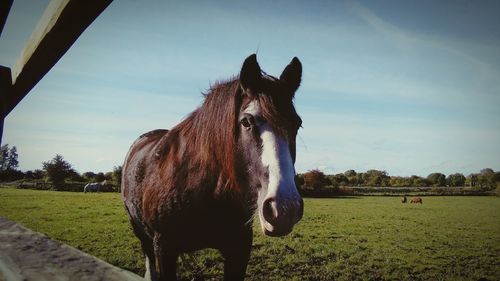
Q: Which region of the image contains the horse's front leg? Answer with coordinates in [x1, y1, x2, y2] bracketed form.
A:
[220, 226, 253, 281]
[154, 233, 179, 281]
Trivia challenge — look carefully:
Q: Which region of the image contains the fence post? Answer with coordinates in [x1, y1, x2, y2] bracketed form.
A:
[0, 0, 13, 37]
[0, 66, 12, 145]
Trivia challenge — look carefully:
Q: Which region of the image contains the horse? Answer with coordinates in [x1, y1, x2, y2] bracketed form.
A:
[410, 197, 423, 204]
[401, 196, 407, 203]
[84, 182, 102, 193]
[122, 54, 304, 281]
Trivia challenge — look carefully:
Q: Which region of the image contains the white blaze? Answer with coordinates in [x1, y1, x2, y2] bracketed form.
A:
[244, 101, 296, 199]
[260, 124, 296, 199]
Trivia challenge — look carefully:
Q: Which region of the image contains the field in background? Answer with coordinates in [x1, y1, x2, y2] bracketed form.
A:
[0, 187, 498, 281]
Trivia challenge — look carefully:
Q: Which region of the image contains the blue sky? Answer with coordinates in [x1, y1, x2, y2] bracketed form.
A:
[1, 0, 499, 176]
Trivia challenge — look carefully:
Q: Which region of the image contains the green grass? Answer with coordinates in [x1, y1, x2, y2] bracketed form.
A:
[0, 187, 499, 281]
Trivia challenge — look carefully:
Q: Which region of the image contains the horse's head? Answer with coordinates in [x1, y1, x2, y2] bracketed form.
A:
[237, 54, 303, 237]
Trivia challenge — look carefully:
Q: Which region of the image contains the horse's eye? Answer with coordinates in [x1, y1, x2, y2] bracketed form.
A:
[241, 117, 252, 129]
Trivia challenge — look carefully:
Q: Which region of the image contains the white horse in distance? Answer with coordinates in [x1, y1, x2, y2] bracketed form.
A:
[83, 183, 103, 193]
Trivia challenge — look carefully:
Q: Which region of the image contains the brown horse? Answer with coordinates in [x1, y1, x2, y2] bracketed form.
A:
[122, 54, 304, 281]
[410, 197, 423, 204]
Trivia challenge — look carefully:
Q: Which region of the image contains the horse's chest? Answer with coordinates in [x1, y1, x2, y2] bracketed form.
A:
[154, 198, 251, 249]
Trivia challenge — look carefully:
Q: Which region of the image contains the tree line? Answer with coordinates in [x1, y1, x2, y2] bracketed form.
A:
[1, 144, 499, 193]
[0, 144, 122, 191]
[297, 168, 500, 191]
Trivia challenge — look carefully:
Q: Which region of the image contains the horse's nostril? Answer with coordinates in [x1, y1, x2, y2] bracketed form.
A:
[262, 198, 279, 224]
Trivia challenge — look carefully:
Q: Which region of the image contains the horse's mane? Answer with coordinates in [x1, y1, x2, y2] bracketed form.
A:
[173, 78, 243, 195]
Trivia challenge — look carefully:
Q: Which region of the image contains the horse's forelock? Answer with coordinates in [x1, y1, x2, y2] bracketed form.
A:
[255, 79, 301, 139]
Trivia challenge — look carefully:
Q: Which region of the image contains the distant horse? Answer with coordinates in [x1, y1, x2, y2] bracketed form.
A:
[410, 197, 423, 204]
[401, 196, 407, 203]
[84, 183, 102, 193]
[122, 54, 304, 281]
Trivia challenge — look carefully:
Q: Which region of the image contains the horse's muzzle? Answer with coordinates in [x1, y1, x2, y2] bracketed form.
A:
[260, 196, 303, 237]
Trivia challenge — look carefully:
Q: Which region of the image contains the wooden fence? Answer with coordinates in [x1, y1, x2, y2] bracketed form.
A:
[0, 0, 112, 144]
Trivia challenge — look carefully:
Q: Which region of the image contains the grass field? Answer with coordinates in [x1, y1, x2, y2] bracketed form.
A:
[0, 187, 499, 281]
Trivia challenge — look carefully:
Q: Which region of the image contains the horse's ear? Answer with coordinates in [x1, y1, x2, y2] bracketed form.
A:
[280, 57, 302, 95]
[240, 54, 262, 92]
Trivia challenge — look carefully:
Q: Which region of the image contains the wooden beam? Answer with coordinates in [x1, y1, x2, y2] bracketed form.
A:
[3, 0, 113, 116]
[0, 0, 13, 37]
[0, 66, 12, 145]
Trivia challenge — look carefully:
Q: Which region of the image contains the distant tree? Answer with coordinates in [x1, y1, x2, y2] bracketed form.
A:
[303, 169, 330, 190]
[112, 165, 122, 186]
[6, 146, 18, 170]
[381, 174, 391, 186]
[467, 174, 478, 187]
[363, 170, 390, 186]
[355, 173, 364, 186]
[478, 168, 496, 190]
[344, 170, 357, 186]
[33, 169, 45, 179]
[95, 172, 106, 182]
[331, 173, 349, 187]
[24, 170, 34, 179]
[0, 145, 23, 181]
[69, 170, 85, 182]
[344, 169, 356, 178]
[0, 169, 24, 181]
[389, 176, 405, 187]
[0, 145, 9, 170]
[325, 175, 339, 188]
[42, 154, 75, 186]
[427, 173, 446, 187]
[447, 173, 466, 187]
[82, 172, 97, 181]
[480, 168, 494, 175]
[24, 169, 45, 180]
[410, 175, 427, 187]
[0, 144, 19, 171]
